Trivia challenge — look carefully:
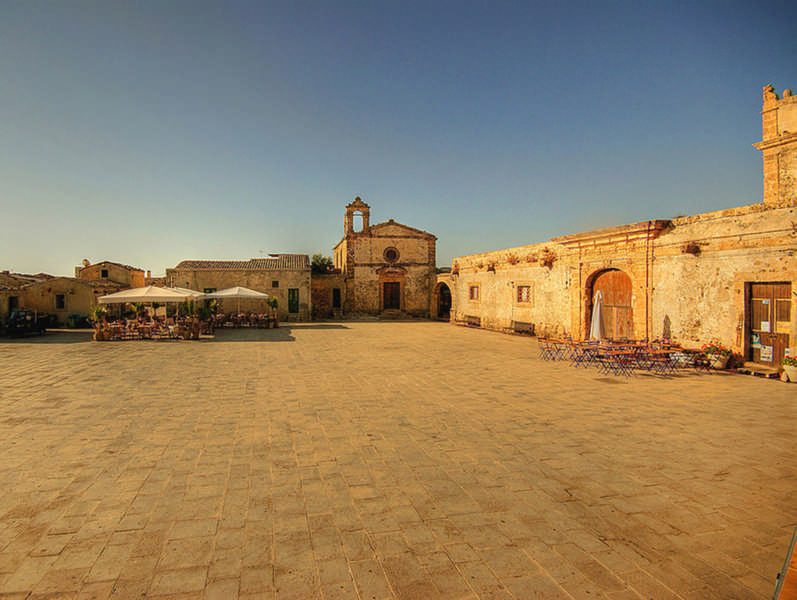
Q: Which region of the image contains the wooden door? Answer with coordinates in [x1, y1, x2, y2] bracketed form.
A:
[592, 270, 633, 340]
[288, 288, 299, 314]
[437, 284, 452, 320]
[383, 282, 400, 310]
[748, 282, 791, 366]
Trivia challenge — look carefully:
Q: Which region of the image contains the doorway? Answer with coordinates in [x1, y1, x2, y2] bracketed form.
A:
[288, 288, 299, 314]
[747, 282, 791, 366]
[435, 283, 451, 320]
[383, 282, 400, 310]
[588, 269, 633, 340]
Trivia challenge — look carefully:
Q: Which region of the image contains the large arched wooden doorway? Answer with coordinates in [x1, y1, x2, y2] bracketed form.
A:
[434, 282, 452, 320]
[588, 269, 633, 340]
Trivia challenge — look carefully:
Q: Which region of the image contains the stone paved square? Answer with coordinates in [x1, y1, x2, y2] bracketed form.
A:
[0, 322, 795, 599]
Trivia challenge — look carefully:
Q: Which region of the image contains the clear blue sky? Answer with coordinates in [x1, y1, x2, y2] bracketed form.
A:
[2, 1, 796, 276]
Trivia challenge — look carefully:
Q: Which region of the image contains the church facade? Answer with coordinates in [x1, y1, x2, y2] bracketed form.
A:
[331, 197, 437, 318]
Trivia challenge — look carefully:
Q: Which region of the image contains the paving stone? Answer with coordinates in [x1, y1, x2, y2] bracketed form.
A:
[0, 323, 793, 598]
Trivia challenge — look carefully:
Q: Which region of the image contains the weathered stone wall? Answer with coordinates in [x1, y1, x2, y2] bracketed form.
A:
[451, 244, 571, 337]
[651, 204, 797, 351]
[311, 273, 348, 319]
[20, 278, 104, 326]
[449, 203, 796, 357]
[165, 269, 311, 320]
[77, 262, 145, 287]
[755, 85, 797, 205]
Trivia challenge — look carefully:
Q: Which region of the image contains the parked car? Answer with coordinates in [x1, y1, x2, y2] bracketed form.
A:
[3, 309, 48, 337]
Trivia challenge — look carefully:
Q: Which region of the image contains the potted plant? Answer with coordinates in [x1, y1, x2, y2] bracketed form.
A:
[701, 341, 732, 369]
[783, 356, 797, 382]
[267, 297, 279, 328]
[89, 304, 107, 341]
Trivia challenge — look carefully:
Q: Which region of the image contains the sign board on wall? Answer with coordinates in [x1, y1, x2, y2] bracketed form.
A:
[760, 346, 774, 362]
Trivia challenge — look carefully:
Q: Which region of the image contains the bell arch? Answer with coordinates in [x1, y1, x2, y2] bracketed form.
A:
[344, 196, 370, 234]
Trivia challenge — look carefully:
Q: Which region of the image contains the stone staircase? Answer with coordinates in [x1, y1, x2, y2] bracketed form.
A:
[379, 309, 406, 320]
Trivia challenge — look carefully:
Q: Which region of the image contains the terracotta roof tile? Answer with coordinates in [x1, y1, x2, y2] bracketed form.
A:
[174, 255, 309, 271]
[0, 272, 49, 290]
[83, 260, 144, 272]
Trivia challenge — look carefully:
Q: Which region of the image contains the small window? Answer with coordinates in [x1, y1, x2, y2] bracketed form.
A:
[9, 296, 19, 311]
[469, 285, 479, 301]
[517, 285, 532, 303]
[55, 294, 66, 310]
[100, 269, 108, 278]
[272, 280, 279, 288]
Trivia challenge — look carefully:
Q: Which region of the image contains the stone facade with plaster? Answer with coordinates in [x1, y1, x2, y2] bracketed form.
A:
[165, 255, 311, 321]
[1, 276, 121, 326]
[754, 84, 797, 205]
[445, 85, 797, 368]
[333, 197, 437, 317]
[75, 260, 146, 288]
[311, 272, 347, 320]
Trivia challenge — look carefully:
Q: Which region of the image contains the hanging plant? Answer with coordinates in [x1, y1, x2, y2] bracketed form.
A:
[540, 248, 556, 269]
[682, 241, 701, 255]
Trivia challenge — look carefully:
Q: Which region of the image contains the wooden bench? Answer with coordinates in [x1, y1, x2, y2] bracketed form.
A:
[512, 321, 534, 336]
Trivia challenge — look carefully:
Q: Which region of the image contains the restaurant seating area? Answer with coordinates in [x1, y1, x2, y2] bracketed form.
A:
[538, 337, 713, 377]
[94, 317, 208, 341]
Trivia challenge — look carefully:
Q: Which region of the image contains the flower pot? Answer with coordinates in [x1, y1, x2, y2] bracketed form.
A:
[783, 364, 797, 382]
[709, 354, 730, 369]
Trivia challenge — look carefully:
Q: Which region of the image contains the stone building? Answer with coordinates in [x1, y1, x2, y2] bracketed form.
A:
[21, 277, 120, 325]
[331, 197, 437, 317]
[1, 272, 48, 322]
[442, 84, 797, 369]
[75, 260, 146, 288]
[0, 271, 121, 326]
[165, 255, 311, 321]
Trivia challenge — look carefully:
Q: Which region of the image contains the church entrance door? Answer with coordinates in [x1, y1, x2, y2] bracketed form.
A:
[383, 282, 401, 310]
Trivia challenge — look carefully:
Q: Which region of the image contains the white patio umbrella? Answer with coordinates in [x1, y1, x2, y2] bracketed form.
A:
[203, 286, 269, 314]
[170, 287, 206, 299]
[98, 286, 203, 304]
[589, 289, 605, 341]
[98, 286, 206, 319]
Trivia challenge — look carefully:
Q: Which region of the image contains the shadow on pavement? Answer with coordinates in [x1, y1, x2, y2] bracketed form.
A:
[0, 330, 95, 344]
[0, 324, 351, 345]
